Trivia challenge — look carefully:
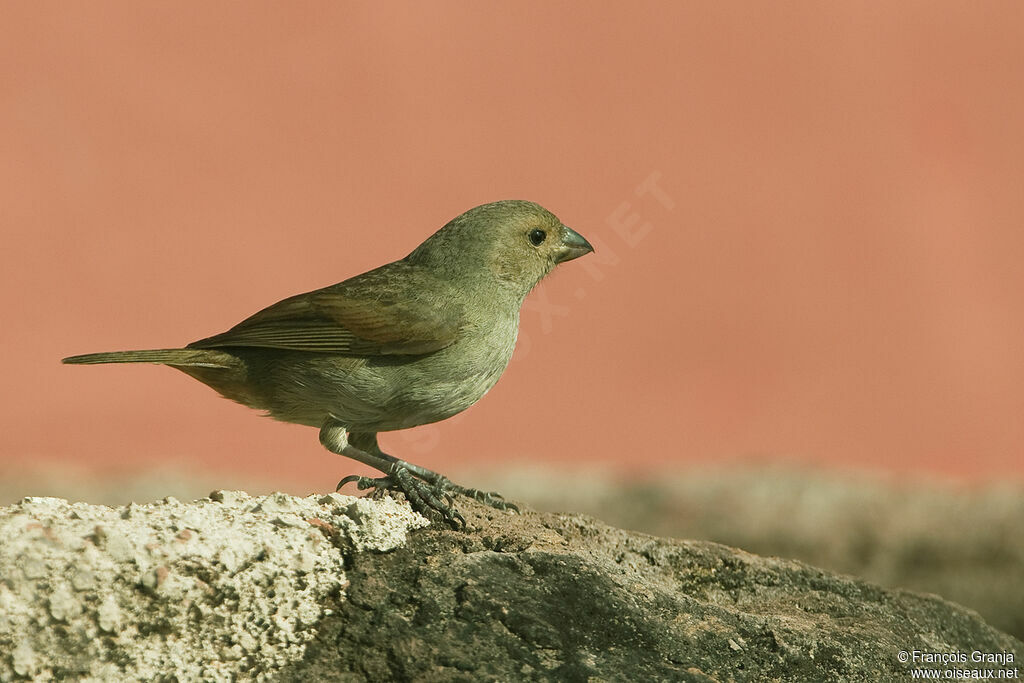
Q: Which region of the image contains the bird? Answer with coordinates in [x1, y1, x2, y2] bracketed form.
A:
[63, 200, 594, 527]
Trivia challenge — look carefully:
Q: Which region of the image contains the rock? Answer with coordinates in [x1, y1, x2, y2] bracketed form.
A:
[0, 491, 427, 682]
[0, 493, 1019, 682]
[471, 465, 1024, 643]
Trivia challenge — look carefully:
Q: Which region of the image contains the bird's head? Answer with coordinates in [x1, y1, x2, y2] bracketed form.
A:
[408, 200, 593, 299]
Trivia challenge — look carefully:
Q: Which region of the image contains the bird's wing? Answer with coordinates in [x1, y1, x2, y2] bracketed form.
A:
[188, 262, 462, 356]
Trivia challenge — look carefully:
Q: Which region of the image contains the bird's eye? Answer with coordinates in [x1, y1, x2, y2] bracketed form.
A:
[528, 229, 547, 246]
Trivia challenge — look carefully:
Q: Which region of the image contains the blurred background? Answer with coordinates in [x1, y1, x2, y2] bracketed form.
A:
[2, 2, 1022, 639]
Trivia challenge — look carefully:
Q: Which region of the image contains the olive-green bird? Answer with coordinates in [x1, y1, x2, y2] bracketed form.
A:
[63, 200, 593, 527]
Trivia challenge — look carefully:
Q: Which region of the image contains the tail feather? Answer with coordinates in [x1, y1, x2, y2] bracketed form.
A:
[62, 348, 236, 368]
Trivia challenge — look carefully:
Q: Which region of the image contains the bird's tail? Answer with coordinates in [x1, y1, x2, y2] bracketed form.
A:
[62, 348, 237, 369]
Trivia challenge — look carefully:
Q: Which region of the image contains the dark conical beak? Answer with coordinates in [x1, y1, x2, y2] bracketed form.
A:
[556, 225, 594, 263]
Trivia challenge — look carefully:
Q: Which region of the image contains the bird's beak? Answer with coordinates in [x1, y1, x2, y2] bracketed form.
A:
[556, 225, 594, 263]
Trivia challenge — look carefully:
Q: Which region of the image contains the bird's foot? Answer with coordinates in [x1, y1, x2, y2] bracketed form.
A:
[335, 474, 395, 500]
[425, 475, 519, 513]
[337, 466, 466, 529]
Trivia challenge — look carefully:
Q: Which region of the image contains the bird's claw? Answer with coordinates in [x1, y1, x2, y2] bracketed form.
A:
[336, 465, 518, 528]
[337, 474, 386, 491]
[337, 467, 467, 529]
[336, 475, 393, 499]
[457, 486, 518, 512]
[427, 476, 520, 513]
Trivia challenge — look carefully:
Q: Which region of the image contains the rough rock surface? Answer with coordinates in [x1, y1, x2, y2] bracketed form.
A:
[0, 491, 428, 681]
[1, 492, 1020, 682]
[474, 466, 1024, 643]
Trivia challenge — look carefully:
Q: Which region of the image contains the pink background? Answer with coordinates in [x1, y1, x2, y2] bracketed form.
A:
[4, 3, 1023, 490]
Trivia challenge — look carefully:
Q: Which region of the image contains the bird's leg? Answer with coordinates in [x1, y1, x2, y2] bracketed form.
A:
[320, 421, 465, 529]
[349, 431, 518, 513]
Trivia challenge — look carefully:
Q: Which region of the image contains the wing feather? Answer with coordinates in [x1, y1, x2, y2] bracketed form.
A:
[188, 262, 461, 356]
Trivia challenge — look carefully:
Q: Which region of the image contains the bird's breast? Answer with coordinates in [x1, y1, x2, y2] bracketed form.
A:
[373, 311, 519, 430]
